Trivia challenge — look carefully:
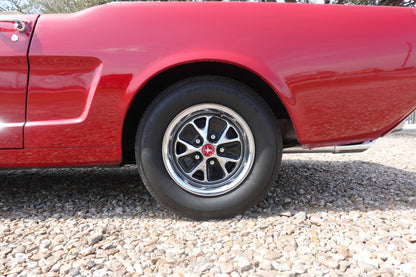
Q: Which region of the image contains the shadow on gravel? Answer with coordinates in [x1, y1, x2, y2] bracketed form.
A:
[261, 159, 416, 217]
[0, 160, 415, 220]
[390, 128, 416, 138]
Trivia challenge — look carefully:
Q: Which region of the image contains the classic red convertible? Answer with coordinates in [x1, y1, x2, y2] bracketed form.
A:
[1, 2, 415, 218]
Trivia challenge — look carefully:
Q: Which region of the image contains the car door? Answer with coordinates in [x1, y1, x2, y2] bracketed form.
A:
[0, 15, 38, 149]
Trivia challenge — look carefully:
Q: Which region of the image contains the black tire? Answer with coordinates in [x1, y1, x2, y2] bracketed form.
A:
[135, 76, 282, 219]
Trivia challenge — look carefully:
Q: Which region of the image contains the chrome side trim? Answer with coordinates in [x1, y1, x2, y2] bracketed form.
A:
[283, 141, 375, 154]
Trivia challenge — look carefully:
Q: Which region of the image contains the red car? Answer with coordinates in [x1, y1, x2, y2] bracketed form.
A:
[1, 2, 415, 218]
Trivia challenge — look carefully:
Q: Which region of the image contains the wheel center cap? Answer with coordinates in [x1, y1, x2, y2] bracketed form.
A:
[202, 144, 215, 157]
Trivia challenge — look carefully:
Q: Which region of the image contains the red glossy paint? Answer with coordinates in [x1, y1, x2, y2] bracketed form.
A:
[0, 15, 38, 149]
[0, 2, 415, 168]
[0, 146, 120, 168]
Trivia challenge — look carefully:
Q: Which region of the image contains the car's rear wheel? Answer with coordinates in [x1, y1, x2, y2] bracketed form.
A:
[136, 76, 282, 219]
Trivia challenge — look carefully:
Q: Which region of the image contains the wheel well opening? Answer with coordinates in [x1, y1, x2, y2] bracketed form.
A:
[122, 62, 297, 164]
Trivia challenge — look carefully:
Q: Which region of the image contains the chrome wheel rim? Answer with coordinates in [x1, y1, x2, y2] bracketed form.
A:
[162, 104, 255, 196]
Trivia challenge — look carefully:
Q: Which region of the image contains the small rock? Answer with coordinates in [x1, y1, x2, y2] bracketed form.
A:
[80, 247, 95, 256]
[323, 259, 339, 269]
[212, 242, 223, 249]
[199, 263, 213, 272]
[15, 253, 27, 264]
[210, 265, 221, 274]
[31, 252, 50, 261]
[51, 262, 61, 272]
[235, 255, 251, 272]
[407, 235, 416, 243]
[279, 262, 292, 272]
[264, 251, 281, 260]
[86, 261, 96, 269]
[339, 261, 351, 272]
[13, 246, 26, 254]
[108, 260, 123, 271]
[309, 214, 322, 226]
[166, 247, 184, 258]
[93, 269, 107, 277]
[271, 261, 280, 271]
[53, 235, 65, 245]
[292, 261, 307, 274]
[338, 246, 352, 259]
[27, 260, 37, 269]
[1, 226, 11, 233]
[218, 254, 231, 263]
[89, 235, 104, 246]
[107, 248, 119, 255]
[60, 263, 72, 275]
[133, 263, 143, 274]
[293, 211, 307, 224]
[280, 211, 292, 217]
[5, 265, 23, 275]
[283, 224, 296, 235]
[215, 274, 230, 277]
[66, 267, 80, 276]
[40, 265, 51, 274]
[397, 219, 411, 229]
[1, 247, 12, 257]
[259, 260, 272, 270]
[40, 240, 51, 249]
[400, 263, 416, 275]
[377, 252, 388, 262]
[391, 238, 407, 250]
[256, 271, 280, 277]
[220, 263, 234, 274]
[277, 235, 298, 250]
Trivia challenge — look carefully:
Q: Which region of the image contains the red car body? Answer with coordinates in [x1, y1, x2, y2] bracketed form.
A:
[0, 3, 415, 166]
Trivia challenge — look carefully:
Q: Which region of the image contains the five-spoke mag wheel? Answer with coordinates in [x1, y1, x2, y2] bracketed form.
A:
[162, 104, 255, 196]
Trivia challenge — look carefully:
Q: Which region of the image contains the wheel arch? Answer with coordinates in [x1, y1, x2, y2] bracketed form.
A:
[122, 61, 298, 164]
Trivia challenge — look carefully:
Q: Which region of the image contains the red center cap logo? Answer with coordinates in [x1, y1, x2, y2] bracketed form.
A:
[202, 144, 215, 157]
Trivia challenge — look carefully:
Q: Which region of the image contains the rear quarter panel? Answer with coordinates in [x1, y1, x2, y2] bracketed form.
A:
[25, 2, 416, 152]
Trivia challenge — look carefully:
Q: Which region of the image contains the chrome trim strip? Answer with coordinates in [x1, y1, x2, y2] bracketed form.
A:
[283, 141, 375, 154]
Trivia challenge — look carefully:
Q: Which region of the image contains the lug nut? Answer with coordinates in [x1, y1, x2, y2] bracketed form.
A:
[195, 139, 201, 144]
[210, 135, 216, 140]
[219, 148, 225, 153]
[209, 160, 215, 165]
[195, 155, 200, 160]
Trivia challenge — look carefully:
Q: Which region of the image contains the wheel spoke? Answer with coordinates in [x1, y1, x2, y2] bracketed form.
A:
[209, 155, 238, 176]
[190, 116, 211, 141]
[176, 137, 200, 158]
[217, 123, 240, 145]
[188, 160, 207, 182]
[217, 158, 229, 176]
[220, 137, 240, 144]
[216, 155, 239, 164]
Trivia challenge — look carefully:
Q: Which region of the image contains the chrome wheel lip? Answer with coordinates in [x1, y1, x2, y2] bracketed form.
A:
[162, 104, 255, 197]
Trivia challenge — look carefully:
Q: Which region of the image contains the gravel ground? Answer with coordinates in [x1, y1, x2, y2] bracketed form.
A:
[0, 125, 415, 277]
